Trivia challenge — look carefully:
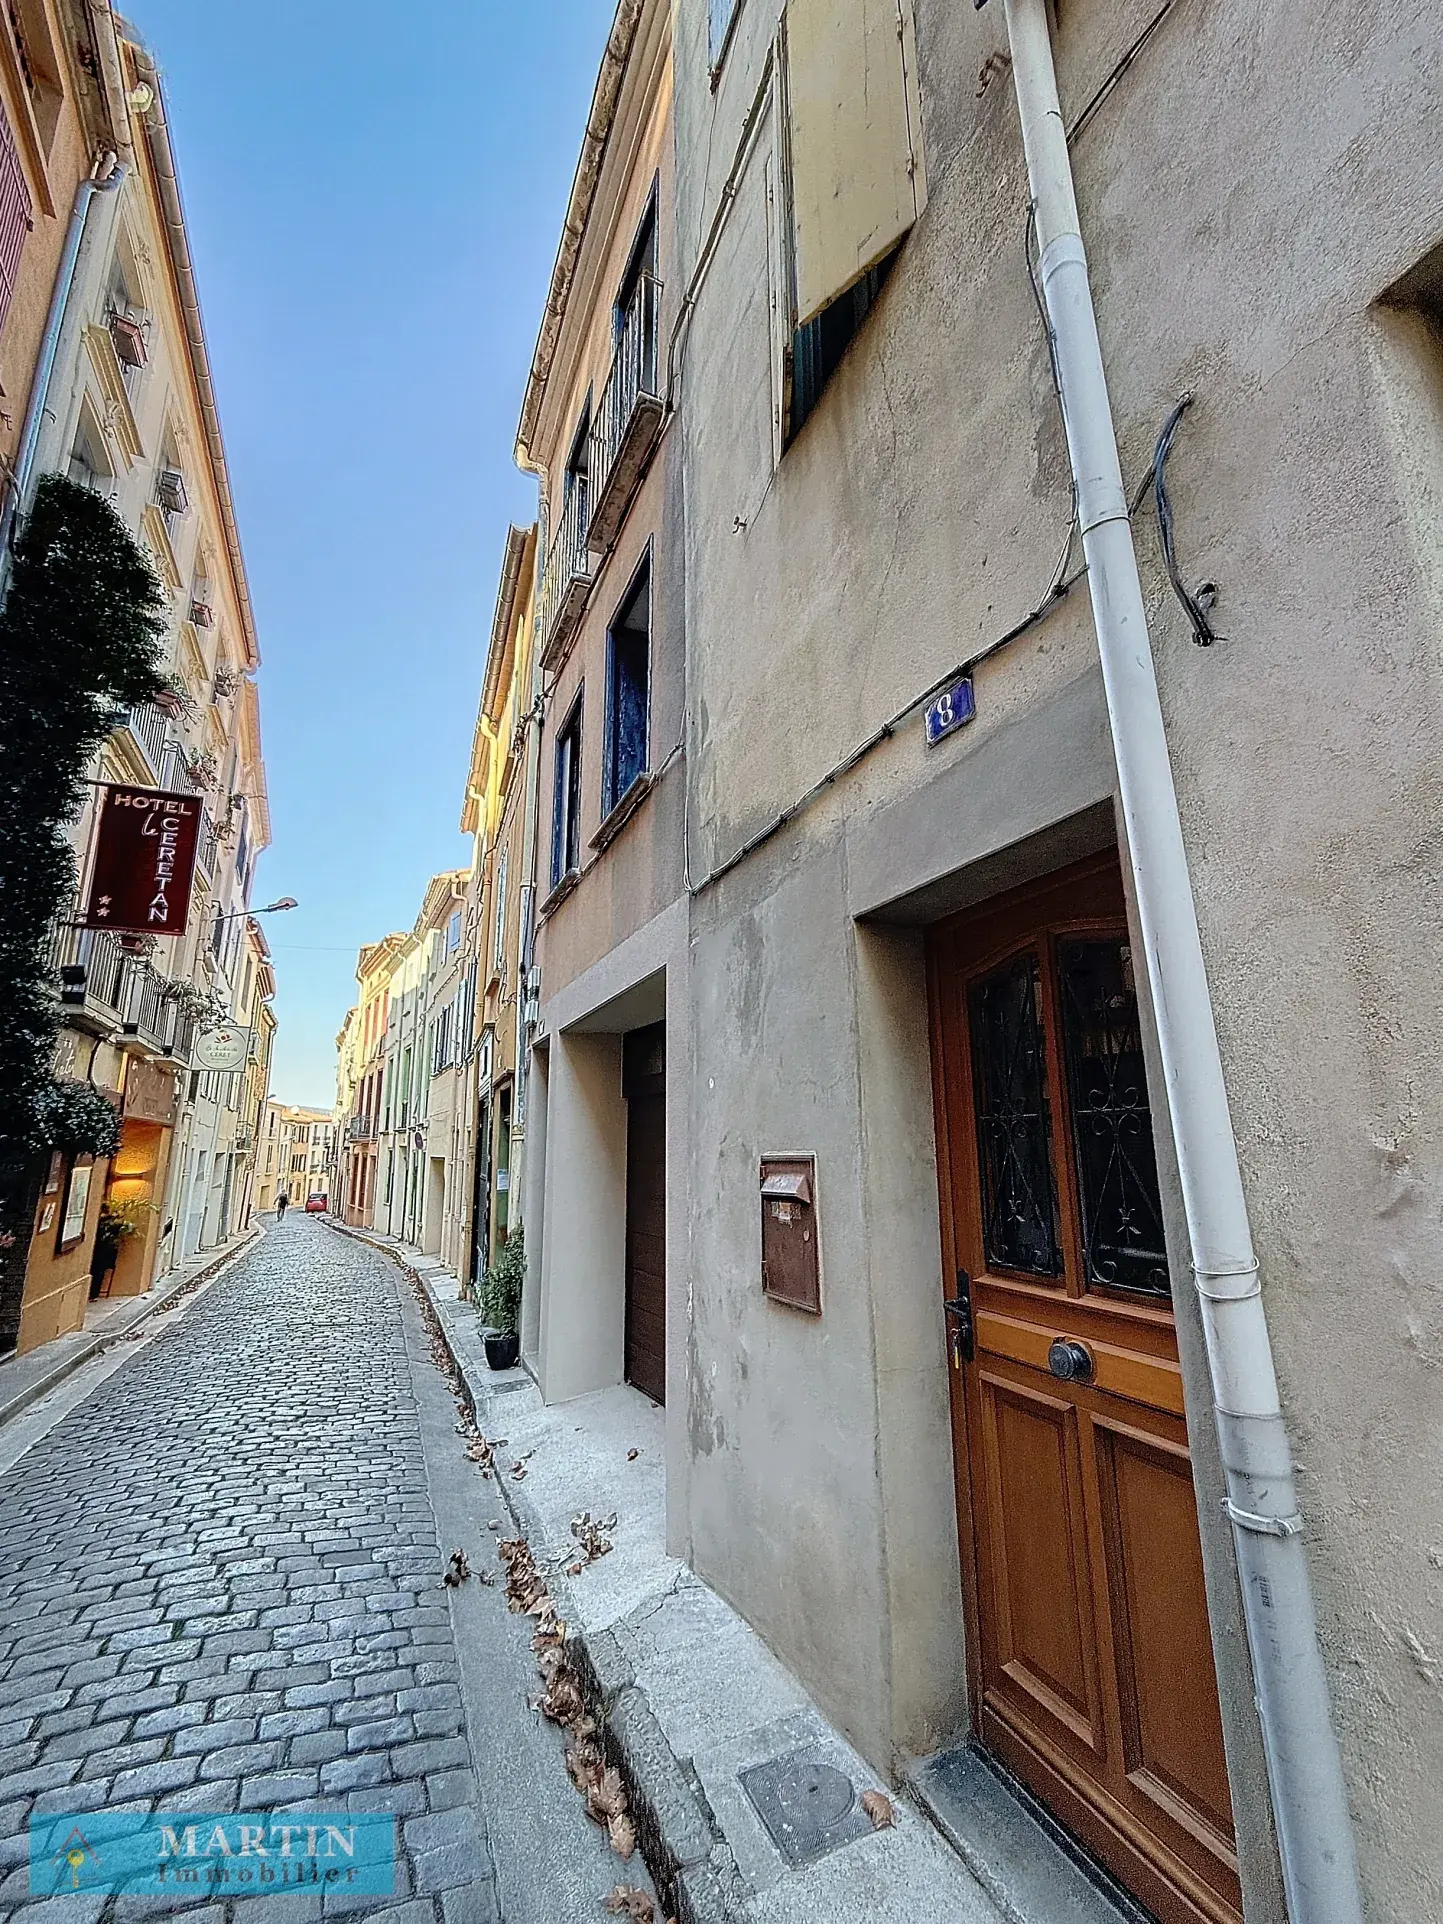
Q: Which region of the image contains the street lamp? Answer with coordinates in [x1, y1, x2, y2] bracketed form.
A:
[215, 897, 298, 923]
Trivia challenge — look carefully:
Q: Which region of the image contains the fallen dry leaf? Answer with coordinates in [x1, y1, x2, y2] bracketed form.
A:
[565, 1735, 605, 1794]
[588, 1765, 628, 1822]
[442, 1549, 471, 1587]
[607, 1810, 637, 1859]
[569, 1510, 615, 1565]
[626, 1448, 640, 1462]
[602, 1887, 653, 1921]
[860, 1789, 895, 1830]
[540, 1664, 586, 1727]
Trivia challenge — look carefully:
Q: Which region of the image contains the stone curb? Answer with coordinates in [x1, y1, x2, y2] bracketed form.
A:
[326, 1217, 745, 1924]
[0, 1223, 262, 1432]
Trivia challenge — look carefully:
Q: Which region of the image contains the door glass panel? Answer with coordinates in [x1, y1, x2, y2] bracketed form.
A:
[1057, 940, 1169, 1297]
[967, 951, 1061, 1277]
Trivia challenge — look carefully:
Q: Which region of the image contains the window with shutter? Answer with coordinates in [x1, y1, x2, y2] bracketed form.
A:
[783, 0, 925, 327]
[0, 103, 32, 338]
[777, 0, 925, 441]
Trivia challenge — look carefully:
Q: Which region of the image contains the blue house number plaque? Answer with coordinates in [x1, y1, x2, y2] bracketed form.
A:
[924, 675, 975, 746]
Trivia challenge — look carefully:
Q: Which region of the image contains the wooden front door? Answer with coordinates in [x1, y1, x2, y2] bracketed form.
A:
[927, 852, 1240, 1924]
[623, 1024, 666, 1405]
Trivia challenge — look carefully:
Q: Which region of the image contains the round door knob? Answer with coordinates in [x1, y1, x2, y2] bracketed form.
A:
[1048, 1338, 1094, 1383]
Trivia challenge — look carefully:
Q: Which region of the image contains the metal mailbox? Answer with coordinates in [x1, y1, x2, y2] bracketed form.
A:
[760, 1155, 820, 1314]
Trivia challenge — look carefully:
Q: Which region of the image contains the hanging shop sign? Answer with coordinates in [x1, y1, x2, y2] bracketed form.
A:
[82, 785, 202, 937]
[193, 1026, 250, 1073]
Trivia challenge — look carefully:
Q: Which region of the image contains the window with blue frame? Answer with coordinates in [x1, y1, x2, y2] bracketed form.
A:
[551, 691, 584, 888]
[603, 554, 650, 819]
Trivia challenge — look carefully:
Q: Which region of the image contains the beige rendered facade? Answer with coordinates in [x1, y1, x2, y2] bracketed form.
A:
[15, 12, 272, 1350]
[665, 1, 1443, 1920]
[460, 524, 539, 1296]
[324, 3, 1441, 1916]
[519, 0, 688, 1431]
[338, 937, 403, 1226]
[0, 1, 129, 495]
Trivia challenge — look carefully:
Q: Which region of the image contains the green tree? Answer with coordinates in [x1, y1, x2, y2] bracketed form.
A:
[0, 476, 169, 1338]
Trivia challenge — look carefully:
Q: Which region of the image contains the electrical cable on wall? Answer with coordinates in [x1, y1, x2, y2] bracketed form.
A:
[683, 209, 1088, 900]
[670, 0, 1207, 898]
[1151, 394, 1219, 646]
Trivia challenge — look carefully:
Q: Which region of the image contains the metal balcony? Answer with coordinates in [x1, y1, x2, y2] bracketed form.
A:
[52, 923, 131, 1034]
[53, 921, 200, 1062]
[537, 480, 593, 669]
[587, 274, 664, 552]
[123, 700, 170, 780]
[126, 967, 188, 1058]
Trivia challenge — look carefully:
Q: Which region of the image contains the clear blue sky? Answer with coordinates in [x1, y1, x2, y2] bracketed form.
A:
[122, 0, 614, 1106]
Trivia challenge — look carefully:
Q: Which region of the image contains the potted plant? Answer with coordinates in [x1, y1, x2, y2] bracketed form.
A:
[152, 671, 194, 720]
[480, 1225, 524, 1370]
[90, 1196, 150, 1296]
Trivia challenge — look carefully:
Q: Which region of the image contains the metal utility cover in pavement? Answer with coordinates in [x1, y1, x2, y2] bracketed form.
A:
[739, 1744, 871, 1867]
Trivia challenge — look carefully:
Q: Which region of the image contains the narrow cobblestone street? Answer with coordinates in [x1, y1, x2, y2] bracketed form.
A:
[0, 1220, 604, 1924]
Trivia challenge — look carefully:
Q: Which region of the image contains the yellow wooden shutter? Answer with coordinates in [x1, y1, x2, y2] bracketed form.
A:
[783, 0, 926, 327]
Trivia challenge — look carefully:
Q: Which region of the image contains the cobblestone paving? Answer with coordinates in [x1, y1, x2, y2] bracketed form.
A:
[0, 1220, 498, 1923]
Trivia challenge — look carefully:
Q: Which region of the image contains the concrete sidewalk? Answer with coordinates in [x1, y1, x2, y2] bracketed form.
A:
[330, 1221, 1006, 1924]
[0, 1220, 262, 1430]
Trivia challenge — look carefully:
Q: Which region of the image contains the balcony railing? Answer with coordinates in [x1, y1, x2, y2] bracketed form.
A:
[588, 274, 664, 552]
[127, 966, 190, 1058]
[123, 700, 170, 779]
[348, 1115, 377, 1142]
[537, 477, 593, 668]
[49, 915, 197, 1062]
[53, 923, 129, 1027]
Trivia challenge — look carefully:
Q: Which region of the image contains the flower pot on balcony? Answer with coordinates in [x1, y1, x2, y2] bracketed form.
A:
[483, 1330, 520, 1371]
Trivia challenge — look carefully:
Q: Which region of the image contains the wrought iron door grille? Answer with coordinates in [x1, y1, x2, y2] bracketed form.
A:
[1057, 938, 1169, 1297]
[967, 950, 1062, 1277]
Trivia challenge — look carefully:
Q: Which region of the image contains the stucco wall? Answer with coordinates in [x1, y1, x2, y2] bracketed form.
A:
[533, 36, 685, 1008]
[675, 0, 1443, 1913]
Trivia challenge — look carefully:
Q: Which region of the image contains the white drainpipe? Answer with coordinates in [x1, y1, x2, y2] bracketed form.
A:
[0, 152, 124, 562]
[997, 3, 1363, 1919]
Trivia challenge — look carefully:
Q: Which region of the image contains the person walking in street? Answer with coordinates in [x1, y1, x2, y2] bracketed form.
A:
[275, 1189, 289, 1221]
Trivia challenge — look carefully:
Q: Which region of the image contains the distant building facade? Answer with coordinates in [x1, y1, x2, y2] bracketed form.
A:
[255, 1102, 332, 1214]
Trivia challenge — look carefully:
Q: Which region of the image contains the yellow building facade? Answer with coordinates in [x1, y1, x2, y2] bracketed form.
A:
[15, 16, 273, 1352]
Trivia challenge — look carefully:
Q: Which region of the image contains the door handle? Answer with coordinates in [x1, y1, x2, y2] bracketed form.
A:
[943, 1268, 975, 1368]
[1048, 1338, 1094, 1384]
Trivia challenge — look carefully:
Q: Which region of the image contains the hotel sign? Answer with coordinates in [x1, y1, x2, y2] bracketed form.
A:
[82, 786, 201, 938]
